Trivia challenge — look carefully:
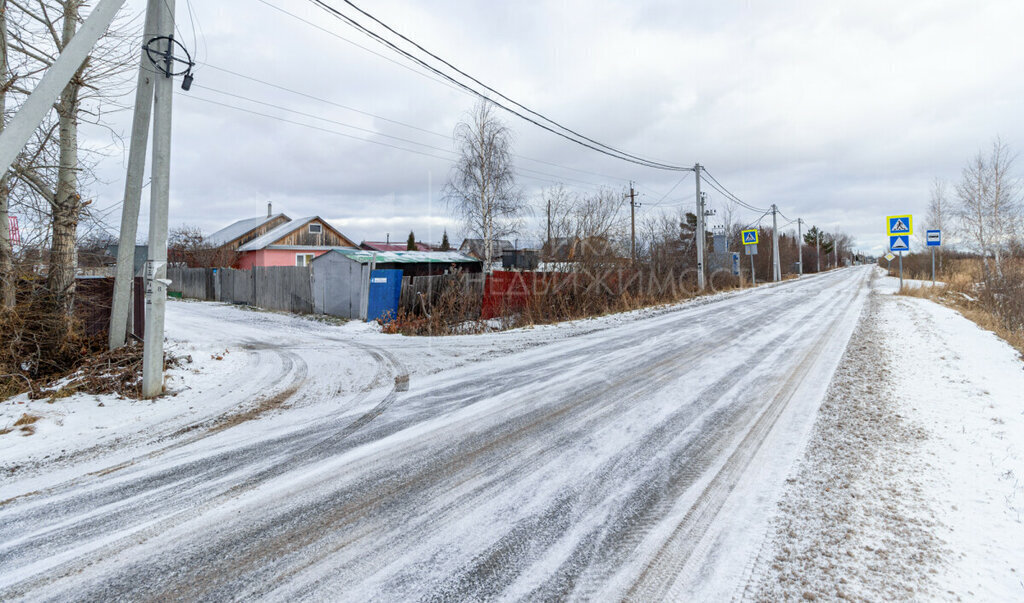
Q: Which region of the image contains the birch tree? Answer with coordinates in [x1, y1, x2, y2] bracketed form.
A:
[445, 100, 524, 269]
[925, 178, 950, 271]
[955, 138, 1023, 280]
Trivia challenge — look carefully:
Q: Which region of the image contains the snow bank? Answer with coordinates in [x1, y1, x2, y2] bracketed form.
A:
[754, 276, 1024, 600]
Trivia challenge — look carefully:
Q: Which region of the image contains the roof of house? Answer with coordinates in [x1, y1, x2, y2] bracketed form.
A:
[361, 241, 433, 252]
[459, 238, 514, 258]
[237, 216, 346, 252]
[317, 249, 480, 265]
[207, 214, 289, 246]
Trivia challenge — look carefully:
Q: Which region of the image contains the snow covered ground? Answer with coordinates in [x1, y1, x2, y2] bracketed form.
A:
[0, 267, 871, 600]
[754, 268, 1024, 600]
[2, 265, 1019, 600]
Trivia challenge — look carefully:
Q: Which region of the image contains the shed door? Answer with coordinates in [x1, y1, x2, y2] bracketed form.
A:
[366, 269, 402, 322]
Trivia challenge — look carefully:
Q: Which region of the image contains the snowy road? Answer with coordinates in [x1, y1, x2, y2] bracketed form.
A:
[0, 266, 873, 600]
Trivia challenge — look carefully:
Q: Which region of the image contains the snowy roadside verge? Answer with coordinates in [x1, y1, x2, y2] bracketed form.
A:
[752, 275, 1024, 600]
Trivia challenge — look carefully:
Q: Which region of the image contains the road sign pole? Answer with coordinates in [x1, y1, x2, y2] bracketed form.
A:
[750, 253, 755, 287]
[931, 248, 935, 286]
[899, 251, 903, 292]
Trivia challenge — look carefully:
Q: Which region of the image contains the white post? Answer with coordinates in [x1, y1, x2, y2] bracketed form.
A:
[110, 0, 160, 350]
[141, 0, 175, 398]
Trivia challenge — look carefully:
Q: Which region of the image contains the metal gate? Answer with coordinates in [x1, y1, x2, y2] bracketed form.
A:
[366, 269, 402, 322]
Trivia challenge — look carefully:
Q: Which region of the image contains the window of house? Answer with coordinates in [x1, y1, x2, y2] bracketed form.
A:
[308, 223, 322, 234]
[296, 253, 315, 267]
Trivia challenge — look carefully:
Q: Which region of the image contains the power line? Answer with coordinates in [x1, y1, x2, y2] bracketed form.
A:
[740, 209, 772, 231]
[178, 93, 611, 191]
[196, 63, 633, 184]
[700, 167, 769, 213]
[305, 0, 692, 172]
[645, 173, 691, 208]
[252, 0, 468, 94]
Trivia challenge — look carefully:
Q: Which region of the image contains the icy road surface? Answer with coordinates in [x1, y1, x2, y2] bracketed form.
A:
[0, 267, 872, 600]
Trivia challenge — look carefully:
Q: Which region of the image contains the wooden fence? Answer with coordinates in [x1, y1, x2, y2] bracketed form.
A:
[398, 273, 485, 315]
[167, 266, 312, 313]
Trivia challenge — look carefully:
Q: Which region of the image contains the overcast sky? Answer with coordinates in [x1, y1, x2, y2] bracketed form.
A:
[81, 0, 1024, 254]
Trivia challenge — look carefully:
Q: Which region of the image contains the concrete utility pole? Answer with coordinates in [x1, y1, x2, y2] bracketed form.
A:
[141, 0, 176, 398]
[771, 204, 781, 282]
[816, 230, 820, 272]
[627, 182, 638, 262]
[694, 163, 705, 291]
[546, 198, 551, 259]
[0, 0, 128, 175]
[797, 218, 803, 276]
[110, 0, 160, 350]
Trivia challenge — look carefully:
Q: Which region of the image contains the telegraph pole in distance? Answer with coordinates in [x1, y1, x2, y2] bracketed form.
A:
[546, 197, 551, 259]
[141, 0, 176, 398]
[816, 229, 820, 272]
[627, 182, 638, 262]
[771, 204, 781, 281]
[797, 218, 803, 276]
[694, 164, 705, 291]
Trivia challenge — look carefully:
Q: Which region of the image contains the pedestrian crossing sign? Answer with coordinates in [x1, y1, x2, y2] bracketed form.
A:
[741, 229, 758, 245]
[889, 235, 909, 252]
[887, 214, 913, 236]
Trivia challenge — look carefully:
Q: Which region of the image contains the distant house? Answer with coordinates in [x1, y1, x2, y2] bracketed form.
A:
[361, 240, 432, 252]
[235, 216, 359, 269]
[206, 209, 292, 255]
[459, 238, 514, 261]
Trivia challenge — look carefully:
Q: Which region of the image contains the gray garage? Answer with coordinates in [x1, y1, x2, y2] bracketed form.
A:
[311, 249, 481, 320]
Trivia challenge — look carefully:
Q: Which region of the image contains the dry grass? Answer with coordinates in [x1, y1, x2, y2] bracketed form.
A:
[897, 257, 1024, 356]
[12, 413, 40, 426]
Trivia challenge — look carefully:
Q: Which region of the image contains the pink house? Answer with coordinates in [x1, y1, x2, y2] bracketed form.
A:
[233, 216, 358, 269]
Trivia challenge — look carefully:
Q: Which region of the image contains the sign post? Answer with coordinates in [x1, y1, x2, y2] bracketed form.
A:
[741, 229, 758, 287]
[745, 244, 758, 286]
[887, 214, 913, 292]
[926, 229, 941, 286]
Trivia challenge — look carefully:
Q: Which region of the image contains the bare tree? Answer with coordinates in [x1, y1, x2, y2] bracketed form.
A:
[571, 187, 626, 259]
[7, 0, 133, 312]
[956, 138, 1023, 279]
[445, 100, 524, 269]
[924, 178, 950, 271]
[539, 184, 575, 259]
[168, 225, 238, 268]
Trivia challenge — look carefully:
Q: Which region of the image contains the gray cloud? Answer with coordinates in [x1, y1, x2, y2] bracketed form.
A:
[81, 0, 1024, 254]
